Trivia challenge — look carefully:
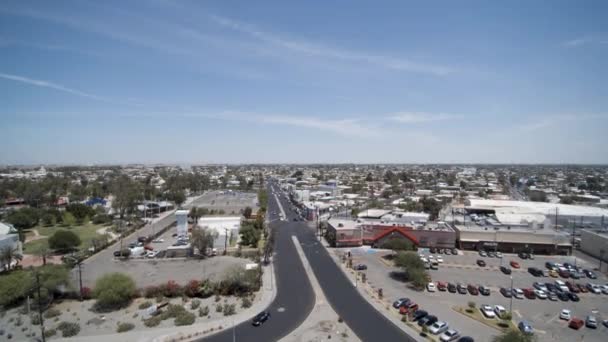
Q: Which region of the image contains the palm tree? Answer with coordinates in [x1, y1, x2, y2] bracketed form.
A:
[0, 245, 21, 271]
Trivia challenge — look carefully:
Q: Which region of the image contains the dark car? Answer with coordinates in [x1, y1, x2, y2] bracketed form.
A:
[568, 292, 580, 302]
[448, 283, 457, 293]
[518, 252, 528, 259]
[393, 298, 412, 308]
[457, 337, 474, 342]
[412, 310, 429, 321]
[545, 283, 559, 293]
[584, 269, 597, 279]
[557, 291, 570, 301]
[476, 259, 486, 267]
[467, 284, 479, 295]
[252, 311, 270, 326]
[577, 284, 589, 293]
[487, 251, 496, 258]
[430, 247, 437, 253]
[451, 248, 458, 255]
[545, 262, 555, 270]
[353, 264, 367, 271]
[457, 283, 467, 294]
[528, 267, 542, 277]
[444, 248, 452, 255]
[418, 314, 437, 326]
[479, 286, 491, 296]
[566, 281, 580, 293]
[500, 287, 513, 298]
[500, 266, 512, 275]
[558, 270, 570, 278]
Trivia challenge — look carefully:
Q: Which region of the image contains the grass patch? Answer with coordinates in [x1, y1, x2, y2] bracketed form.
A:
[453, 306, 515, 331]
[23, 223, 106, 254]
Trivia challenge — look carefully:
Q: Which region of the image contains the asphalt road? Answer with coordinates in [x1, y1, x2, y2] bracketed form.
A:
[273, 183, 416, 342]
[201, 183, 315, 342]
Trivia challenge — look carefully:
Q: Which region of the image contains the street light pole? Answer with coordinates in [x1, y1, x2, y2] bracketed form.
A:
[509, 276, 514, 314]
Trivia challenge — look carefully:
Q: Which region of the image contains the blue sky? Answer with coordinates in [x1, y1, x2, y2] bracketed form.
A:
[1, 0, 607, 164]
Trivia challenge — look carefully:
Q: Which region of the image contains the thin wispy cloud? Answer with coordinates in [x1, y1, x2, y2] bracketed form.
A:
[389, 112, 463, 123]
[519, 113, 608, 131]
[563, 35, 608, 47]
[0, 72, 106, 101]
[209, 14, 454, 76]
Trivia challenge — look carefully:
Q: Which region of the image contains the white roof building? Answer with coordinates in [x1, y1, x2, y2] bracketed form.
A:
[197, 216, 242, 250]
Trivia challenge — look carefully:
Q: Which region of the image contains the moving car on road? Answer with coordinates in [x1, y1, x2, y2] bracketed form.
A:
[252, 311, 271, 326]
[353, 264, 367, 271]
[476, 259, 486, 267]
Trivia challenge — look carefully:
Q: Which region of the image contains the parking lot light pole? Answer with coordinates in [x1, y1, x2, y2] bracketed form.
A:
[509, 276, 514, 314]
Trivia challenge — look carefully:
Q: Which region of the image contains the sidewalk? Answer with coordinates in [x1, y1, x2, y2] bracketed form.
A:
[57, 261, 277, 342]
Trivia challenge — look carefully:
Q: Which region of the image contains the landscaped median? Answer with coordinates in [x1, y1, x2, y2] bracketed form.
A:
[453, 303, 517, 332]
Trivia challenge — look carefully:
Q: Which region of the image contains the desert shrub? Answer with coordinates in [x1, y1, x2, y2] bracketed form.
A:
[139, 301, 153, 309]
[190, 299, 201, 310]
[30, 314, 41, 325]
[184, 280, 201, 297]
[174, 311, 196, 326]
[44, 329, 57, 337]
[214, 294, 221, 302]
[159, 304, 186, 320]
[144, 285, 161, 298]
[57, 321, 80, 337]
[144, 315, 162, 327]
[116, 322, 135, 333]
[15, 316, 23, 326]
[215, 304, 223, 313]
[223, 303, 236, 316]
[241, 297, 252, 308]
[199, 306, 209, 317]
[162, 280, 182, 298]
[93, 273, 136, 311]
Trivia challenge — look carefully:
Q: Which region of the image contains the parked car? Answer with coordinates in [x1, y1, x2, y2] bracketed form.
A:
[510, 261, 520, 268]
[495, 252, 503, 258]
[399, 302, 420, 315]
[518, 252, 529, 259]
[558, 269, 570, 278]
[534, 289, 547, 299]
[518, 320, 534, 334]
[533, 282, 547, 292]
[487, 251, 496, 258]
[146, 251, 158, 258]
[479, 286, 490, 296]
[569, 318, 584, 330]
[557, 291, 570, 301]
[430, 321, 449, 335]
[393, 298, 411, 309]
[587, 283, 601, 294]
[528, 267, 543, 277]
[523, 288, 536, 299]
[451, 248, 458, 255]
[418, 315, 438, 327]
[437, 281, 447, 291]
[427, 282, 437, 292]
[494, 305, 507, 318]
[549, 270, 559, 278]
[457, 337, 474, 342]
[568, 292, 580, 301]
[586, 315, 598, 329]
[500, 287, 512, 298]
[252, 311, 271, 326]
[513, 288, 524, 299]
[448, 282, 457, 293]
[566, 281, 580, 293]
[547, 292, 558, 301]
[584, 269, 597, 279]
[436, 256, 444, 263]
[412, 310, 428, 321]
[480, 304, 496, 318]
[476, 259, 486, 267]
[559, 309, 571, 320]
[500, 266, 512, 275]
[457, 283, 467, 294]
[479, 250, 487, 257]
[602, 319, 608, 328]
[353, 264, 367, 271]
[467, 284, 479, 295]
[577, 284, 588, 293]
[439, 329, 460, 342]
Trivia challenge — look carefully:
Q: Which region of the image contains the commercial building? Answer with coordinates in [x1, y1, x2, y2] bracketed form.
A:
[326, 219, 362, 247]
[580, 229, 608, 271]
[197, 216, 241, 251]
[175, 210, 189, 237]
[0, 222, 22, 269]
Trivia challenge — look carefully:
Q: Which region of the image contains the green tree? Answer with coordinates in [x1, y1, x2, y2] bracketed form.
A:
[48, 230, 81, 252]
[379, 238, 414, 253]
[93, 273, 136, 311]
[7, 208, 39, 242]
[243, 206, 253, 219]
[111, 176, 140, 219]
[191, 228, 218, 256]
[492, 329, 537, 342]
[66, 203, 95, 223]
[239, 224, 261, 247]
[394, 251, 425, 270]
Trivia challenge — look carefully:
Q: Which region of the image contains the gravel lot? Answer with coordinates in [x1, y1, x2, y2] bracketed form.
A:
[343, 247, 608, 342]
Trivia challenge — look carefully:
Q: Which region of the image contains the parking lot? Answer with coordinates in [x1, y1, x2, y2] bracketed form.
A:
[346, 247, 608, 341]
[189, 190, 259, 214]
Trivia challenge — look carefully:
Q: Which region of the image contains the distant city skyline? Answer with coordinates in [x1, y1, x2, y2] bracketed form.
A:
[1, 0, 607, 164]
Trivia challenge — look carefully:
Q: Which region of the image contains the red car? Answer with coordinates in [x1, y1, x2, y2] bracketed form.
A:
[566, 282, 580, 293]
[467, 284, 479, 295]
[437, 282, 447, 291]
[523, 288, 536, 299]
[399, 302, 419, 315]
[577, 284, 589, 293]
[569, 318, 584, 330]
[510, 261, 520, 268]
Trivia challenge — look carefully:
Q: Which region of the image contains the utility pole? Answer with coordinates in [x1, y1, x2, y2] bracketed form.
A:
[224, 228, 229, 255]
[509, 276, 514, 314]
[35, 272, 46, 342]
[77, 261, 84, 301]
[555, 207, 558, 231]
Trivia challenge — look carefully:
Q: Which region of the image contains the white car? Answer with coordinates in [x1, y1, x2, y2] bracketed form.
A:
[427, 282, 437, 292]
[429, 321, 449, 335]
[559, 309, 571, 320]
[534, 289, 547, 299]
[436, 256, 444, 263]
[421, 257, 428, 263]
[494, 305, 507, 318]
[439, 329, 460, 342]
[480, 304, 496, 318]
[599, 285, 608, 294]
[513, 288, 524, 299]
[152, 239, 164, 243]
[146, 251, 158, 258]
[589, 284, 601, 294]
[495, 252, 503, 258]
